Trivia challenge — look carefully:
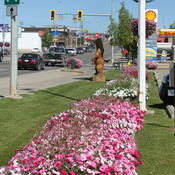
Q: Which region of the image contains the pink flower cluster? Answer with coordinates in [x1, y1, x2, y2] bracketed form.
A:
[131, 18, 156, 38]
[67, 57, 83, 68]
[146, 61, 158, 70]
[0, 97, 145, 175]
[122, 65, 149, 80]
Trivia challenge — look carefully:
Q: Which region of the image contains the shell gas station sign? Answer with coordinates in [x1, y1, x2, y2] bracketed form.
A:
[145, 9, 158, 61]
[145, 9, 158, 23]
[159, 29, 175, 37]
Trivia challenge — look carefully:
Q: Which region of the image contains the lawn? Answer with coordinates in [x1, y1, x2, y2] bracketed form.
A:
[0, 69, 174, 175]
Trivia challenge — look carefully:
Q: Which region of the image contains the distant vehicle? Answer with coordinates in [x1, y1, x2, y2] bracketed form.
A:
[1, 49, 9, 55]
[32, 48, 40, 53]
[159, 74, 174, 105]
[18, 53, 45, 70]
[76, 47, 84, 54]
[85, 46, 92, 52]
[66, 48, 76, 56]
[43, 47, 67, 66]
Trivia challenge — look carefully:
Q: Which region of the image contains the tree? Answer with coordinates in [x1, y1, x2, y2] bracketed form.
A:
[42, 29, 52, 49]
[116, 2, 133, 52]
[107, 17, 118, 46]
[170, 21, 175, 29]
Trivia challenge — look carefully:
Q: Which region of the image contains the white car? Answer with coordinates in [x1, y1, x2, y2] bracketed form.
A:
[66, 48, 76, 56]
[32, 48, 40, 53]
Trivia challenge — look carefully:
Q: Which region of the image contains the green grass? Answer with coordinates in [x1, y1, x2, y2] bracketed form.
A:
[0, 70, 121, 166]
[136, 73, 175, 175]
[0, 70, 174, 175]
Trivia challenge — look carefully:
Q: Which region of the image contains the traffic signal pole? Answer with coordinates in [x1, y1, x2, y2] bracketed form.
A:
[111, 0, 114, 64]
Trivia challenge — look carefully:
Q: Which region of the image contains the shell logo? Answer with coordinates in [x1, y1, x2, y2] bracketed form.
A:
[145, 10, 157, 21]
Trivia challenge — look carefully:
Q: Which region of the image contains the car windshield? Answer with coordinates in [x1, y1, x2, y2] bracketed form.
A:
[49, 47, 65, 53]
[67, 49, 74, 51]
[21, 54, 35, 59]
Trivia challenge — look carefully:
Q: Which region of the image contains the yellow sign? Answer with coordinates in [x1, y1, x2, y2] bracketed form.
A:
[145, 9, 158, 23]
[159, 29, 175, 36]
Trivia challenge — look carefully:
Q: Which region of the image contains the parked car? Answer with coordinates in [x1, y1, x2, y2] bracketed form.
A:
[159, 74, 174, 105]
[76, 47, 84, 54]
[32, 48, 40, 53]
[43, 47, 67, 66]
[18, 53, 45, 70]
[66, 48, 76, 56]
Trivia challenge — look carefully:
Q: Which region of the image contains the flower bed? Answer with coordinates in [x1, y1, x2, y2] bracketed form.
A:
[67, 57, 83, 68]
[0, 97, 145, 175]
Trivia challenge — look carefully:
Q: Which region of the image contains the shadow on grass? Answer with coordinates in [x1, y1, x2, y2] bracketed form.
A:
[148, 103, 166, 109]
[40, 90, 81, 101]
[73, 77, 93, 81]
[145, 122, 170, 128]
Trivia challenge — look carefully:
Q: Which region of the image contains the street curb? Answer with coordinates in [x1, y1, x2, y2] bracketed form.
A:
[60, 68, 86, 73]
[153, 71, 174, 119]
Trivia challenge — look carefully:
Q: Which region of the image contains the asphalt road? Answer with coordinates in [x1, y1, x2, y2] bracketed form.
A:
[0, 43, 120, 79]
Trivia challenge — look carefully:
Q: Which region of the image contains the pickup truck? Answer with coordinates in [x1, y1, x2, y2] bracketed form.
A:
[43, 47, 67, 66]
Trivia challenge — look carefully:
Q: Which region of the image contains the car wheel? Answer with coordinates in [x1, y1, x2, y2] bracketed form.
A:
[45, 63, 48, 66]
[35, 64, 40, 71]
[42, 64, 45, 70]
[51, 63, 55, 66]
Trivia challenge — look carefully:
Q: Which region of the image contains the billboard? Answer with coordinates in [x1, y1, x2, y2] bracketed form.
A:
[145, 9, 158, 61]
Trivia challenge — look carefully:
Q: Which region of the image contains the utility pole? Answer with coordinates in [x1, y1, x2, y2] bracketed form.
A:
[10, 14, 18, 97]
[5, 0, 20, 98]
[138, 0, 146, 111]
[111, 0, 114, 64]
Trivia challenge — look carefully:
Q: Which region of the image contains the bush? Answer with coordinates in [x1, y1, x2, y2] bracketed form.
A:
[67, 57, 83, 68]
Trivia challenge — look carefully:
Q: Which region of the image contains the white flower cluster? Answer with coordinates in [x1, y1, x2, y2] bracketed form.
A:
[94, 78, 138, 99]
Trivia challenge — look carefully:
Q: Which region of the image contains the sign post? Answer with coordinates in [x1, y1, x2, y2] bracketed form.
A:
[5, 0, 19, 97]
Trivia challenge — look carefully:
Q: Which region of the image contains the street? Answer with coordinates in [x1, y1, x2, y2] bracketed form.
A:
[0, 43, 120, 97]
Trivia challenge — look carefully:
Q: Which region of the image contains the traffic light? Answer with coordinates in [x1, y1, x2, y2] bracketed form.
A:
[77, 10, 83, 21]
[50, 10, 56, 21]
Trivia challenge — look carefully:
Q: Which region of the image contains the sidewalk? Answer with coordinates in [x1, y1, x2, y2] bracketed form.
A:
[0, 63, 113, 98]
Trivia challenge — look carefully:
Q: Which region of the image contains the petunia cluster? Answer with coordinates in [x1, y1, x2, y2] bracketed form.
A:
[146, 61, 158, 70]
[0, 96, 145, 175]
[131, 18, 156, 38]
[94, 77, 138, 99]
[67, 57, 83, 68]
[122, 65, 149, 80]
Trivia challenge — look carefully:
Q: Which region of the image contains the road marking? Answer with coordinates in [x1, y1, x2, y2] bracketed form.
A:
[158, 65, 169, 69]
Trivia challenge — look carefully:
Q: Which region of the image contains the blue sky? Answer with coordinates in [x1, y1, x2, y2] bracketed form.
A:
[1, 0, 175, 33]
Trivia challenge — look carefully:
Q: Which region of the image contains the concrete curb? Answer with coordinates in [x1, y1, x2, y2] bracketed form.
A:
[60, 68, 86, 73]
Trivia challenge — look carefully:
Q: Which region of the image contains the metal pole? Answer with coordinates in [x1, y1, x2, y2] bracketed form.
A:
[111, 0, 114, 64]
[138, 0, 146, 111]
[10, 15, 18, 97]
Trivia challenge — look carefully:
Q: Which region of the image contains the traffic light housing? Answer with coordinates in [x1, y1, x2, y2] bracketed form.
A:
[77, 10, 83, 21]
[50, 10, 55, 21]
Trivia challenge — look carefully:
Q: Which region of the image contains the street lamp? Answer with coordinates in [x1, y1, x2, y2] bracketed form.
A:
[131, 0, 155, 111]
[132, 0, 154, 2]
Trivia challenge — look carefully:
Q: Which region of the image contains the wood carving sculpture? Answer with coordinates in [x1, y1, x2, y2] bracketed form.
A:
[92, 38, 104, 77]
